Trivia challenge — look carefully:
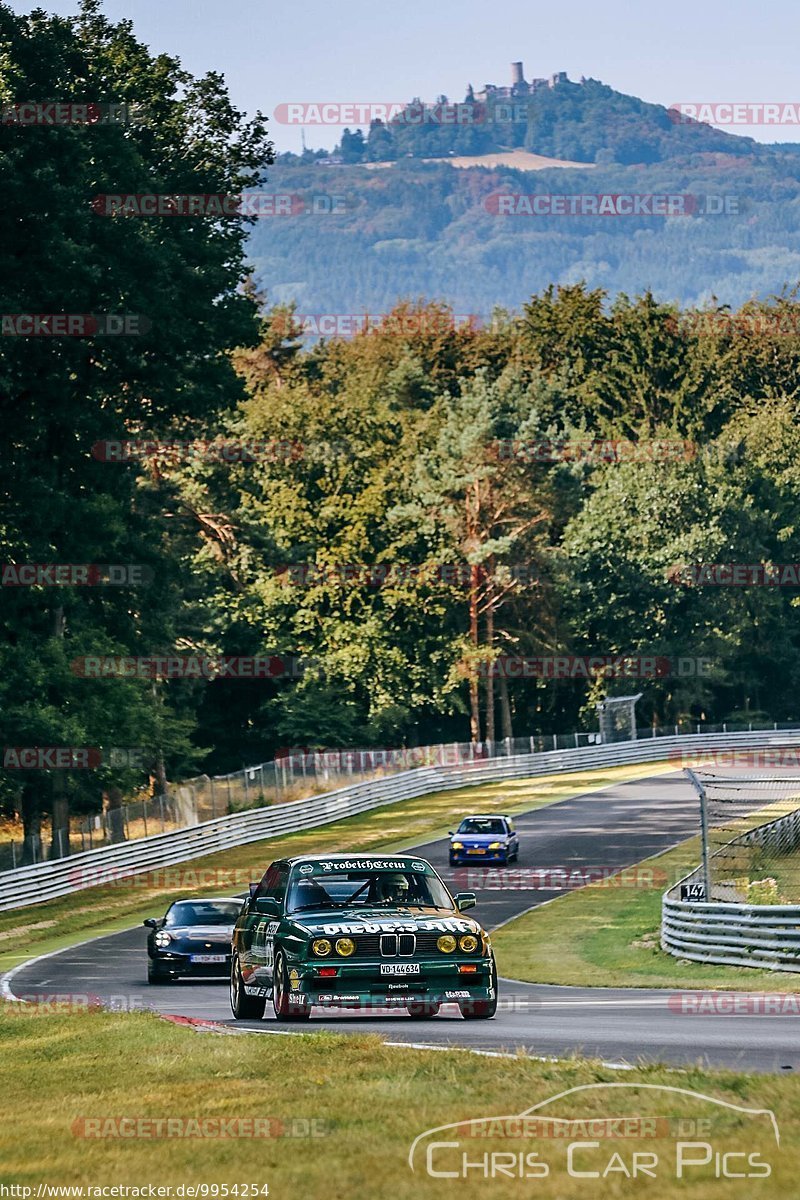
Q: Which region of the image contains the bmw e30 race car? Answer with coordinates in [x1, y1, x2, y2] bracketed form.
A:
[230, 853, 497, 1022]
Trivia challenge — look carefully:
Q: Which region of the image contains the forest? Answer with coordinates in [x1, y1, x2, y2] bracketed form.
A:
[4, 3, 800, 850]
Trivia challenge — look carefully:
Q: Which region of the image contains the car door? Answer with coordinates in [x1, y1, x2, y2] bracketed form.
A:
[252, 863, 289, 985]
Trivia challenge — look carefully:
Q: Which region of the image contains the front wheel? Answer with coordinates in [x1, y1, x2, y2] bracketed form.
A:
[272, 951, 311, 1022]
[459, 960, 498, 1020]
[230, 956, 266, 1020]
[147, 963, 172, 985]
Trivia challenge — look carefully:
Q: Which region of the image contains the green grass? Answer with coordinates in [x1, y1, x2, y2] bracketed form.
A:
[492, 834, 800, 991]
[0, 1003, 795, 1198]
[0, 760, 668, 979]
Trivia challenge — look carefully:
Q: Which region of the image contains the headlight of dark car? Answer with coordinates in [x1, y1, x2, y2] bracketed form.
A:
[154, 931, 172, 949]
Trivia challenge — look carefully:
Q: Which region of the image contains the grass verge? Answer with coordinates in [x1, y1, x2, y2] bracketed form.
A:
[0, 1004, 794, 1198]
[492, 834, 800, 991]
[0, 760, 668, 979]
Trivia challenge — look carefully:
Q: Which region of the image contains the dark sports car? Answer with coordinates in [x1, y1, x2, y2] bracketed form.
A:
[144, 896, 242, 984]
[230, 853, 497, 1022]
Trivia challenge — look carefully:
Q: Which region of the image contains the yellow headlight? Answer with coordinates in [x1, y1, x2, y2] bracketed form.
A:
[451, 841, 463, 849]
[459, 934, 479, 953]
[312, 938, 332, 957]
[488, 842, 502, 849]
[437, 934, 457, 953]
[335, 937, 356, 957]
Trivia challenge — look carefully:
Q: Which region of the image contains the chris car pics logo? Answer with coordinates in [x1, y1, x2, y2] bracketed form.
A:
[408, 1083, 779, 1181]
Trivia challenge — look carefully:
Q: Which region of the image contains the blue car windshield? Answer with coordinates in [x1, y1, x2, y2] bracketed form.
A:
[457, 818, 507, 835]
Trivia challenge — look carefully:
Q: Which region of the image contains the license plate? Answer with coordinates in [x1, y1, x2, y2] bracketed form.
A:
[467, 848, 486, 855]
[190, 954, 226, 964]
[380, 963, 420, 976]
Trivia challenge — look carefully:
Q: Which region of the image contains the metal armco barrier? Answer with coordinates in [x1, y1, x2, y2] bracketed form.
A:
[3, 729, 800, 913]
[663, 798, 800, 973]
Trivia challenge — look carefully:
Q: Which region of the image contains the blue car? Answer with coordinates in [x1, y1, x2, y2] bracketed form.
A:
[448, 815, 519, 867]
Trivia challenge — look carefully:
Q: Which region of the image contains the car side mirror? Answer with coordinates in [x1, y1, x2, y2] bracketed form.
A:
[448, 831, 454, 836]
[255, 896, 281, 916]
[455, 892, 476, 912]
[143, 918, 159, 929]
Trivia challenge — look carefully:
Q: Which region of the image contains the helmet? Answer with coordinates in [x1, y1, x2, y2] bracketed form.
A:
[377, 872, 410, 903]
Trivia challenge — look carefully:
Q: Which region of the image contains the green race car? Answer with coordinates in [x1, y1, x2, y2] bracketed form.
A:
[230, 853, 497, 1022]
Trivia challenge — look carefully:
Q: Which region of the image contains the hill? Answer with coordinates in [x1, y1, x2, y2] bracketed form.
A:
[255, 67, 800, 320]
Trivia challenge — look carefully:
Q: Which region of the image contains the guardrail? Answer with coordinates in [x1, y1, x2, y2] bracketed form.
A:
[662, 800, 800, 972]
[4, 728, 800, 913]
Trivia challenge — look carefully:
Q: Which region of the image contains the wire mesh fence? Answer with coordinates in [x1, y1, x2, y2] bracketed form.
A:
[685, 770, 800, 903]
[1, 717, 797, 872]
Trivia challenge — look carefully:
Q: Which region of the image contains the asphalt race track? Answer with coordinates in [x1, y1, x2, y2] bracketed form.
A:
[6, 769, 800, 1073]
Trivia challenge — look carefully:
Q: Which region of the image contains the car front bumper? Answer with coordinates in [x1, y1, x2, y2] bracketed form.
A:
[150, 950, 232, 978]
[449, 848, 509, 864]
[282, 956, 496, 1009]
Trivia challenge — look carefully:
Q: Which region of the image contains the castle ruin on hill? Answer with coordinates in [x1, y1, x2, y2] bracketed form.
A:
[470, 62, 582, 104]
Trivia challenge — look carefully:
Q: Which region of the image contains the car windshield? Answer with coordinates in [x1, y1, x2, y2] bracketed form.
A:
[457, 818, 507, 835]
[165, 901, 241, 926]
[286, 869, 454, 914]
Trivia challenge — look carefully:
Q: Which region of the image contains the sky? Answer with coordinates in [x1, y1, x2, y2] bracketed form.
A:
[5, 0, 800, 153]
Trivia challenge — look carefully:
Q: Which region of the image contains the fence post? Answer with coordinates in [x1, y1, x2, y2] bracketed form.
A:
[10, 840, 16, 870]
[142, 804, 148, 838]
[159, 795, 166, 833]
[686, 768, 712, 901]
[243, 770, 250, 807]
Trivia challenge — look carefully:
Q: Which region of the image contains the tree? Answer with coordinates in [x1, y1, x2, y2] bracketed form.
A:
[0, 0, 272, 856]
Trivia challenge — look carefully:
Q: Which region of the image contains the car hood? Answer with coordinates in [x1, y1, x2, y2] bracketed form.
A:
[291, 906, 483, 935]
[451, 833, 507, 844]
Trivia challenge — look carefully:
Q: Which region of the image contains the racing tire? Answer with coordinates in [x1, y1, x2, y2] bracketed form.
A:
[406, 1001, 440, 1018]
[230, 956, 266, 1020]
[272, 950, 312, 1022]
[458, 960, 498, 1020]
